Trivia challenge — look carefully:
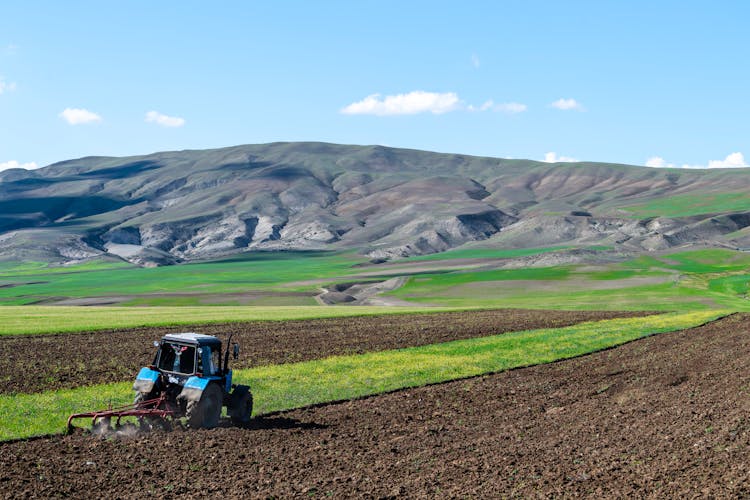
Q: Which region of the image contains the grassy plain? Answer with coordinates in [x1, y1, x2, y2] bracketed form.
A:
[1, 247, 749, 313]
[0, 305, 470, 336]
[623, 192, 750, 218]
[0, 311, 722, 440]
[389, 249, 750, 311]
[0, 251, 365, 306]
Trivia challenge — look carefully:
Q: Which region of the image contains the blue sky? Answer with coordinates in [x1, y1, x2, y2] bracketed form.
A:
[1, 1, 748, 170]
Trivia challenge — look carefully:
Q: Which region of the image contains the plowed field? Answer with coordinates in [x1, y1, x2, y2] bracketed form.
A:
[2, 314, 748, 497]
[0, 309, 646, 394]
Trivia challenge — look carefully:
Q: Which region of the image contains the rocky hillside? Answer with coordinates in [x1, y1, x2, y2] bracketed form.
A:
[2, 142, 750, 266]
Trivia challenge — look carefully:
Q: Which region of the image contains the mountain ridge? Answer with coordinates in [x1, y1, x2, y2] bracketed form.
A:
[2, 141, 750, 267]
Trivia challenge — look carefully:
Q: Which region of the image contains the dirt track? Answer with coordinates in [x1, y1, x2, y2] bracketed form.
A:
[2, 313, 750, 497]
[0, 309, 646, 394]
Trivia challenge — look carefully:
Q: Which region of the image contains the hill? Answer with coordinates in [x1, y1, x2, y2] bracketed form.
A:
[2, 142, 750, 267]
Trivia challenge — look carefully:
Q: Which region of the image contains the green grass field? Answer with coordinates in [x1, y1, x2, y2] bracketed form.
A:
[0, 305, 473, 336]
[0, 260, 131, 277]
[0, 246, 587, 306]
[0, 311, 721, 440]
[388, 249, 750, 311]
[0, 251, 366, 305]
[623, 192, 750, 218]
[1, 247, 749, 312]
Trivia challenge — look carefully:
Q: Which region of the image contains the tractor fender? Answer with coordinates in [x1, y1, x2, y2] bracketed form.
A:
[179, 376, 211, 402]
[230, 384, 250, 400]
[133, 367, 160, 394]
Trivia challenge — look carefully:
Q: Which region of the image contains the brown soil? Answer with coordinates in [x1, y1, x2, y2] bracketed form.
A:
[2, 313, 749, 497]
[0, 309, 644, 394]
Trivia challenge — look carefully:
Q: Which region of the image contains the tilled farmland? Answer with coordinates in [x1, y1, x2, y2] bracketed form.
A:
[2, 313, 750, 497]
[0, 309, 648, 394]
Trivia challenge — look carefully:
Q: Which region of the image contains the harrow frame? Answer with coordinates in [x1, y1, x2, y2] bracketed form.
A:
[67, 394, 176, 434]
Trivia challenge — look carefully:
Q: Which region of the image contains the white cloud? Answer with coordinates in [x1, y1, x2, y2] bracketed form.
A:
[145, 110, 186, 128]
[469, 100, 527, 113]
[3, 44, 18, 55]
[471, 54, 480, 68]
[645, 156, 668, 168]
[342, 91, 528, 116]
[341, 91, 462, 116]
[0, 160, 39, 172]
[645, 152, 748, 169]
[543, 152, 579, 163]
[708, 152, 747, 169]
[479, 99, 495, 111]
[0, 78, 16, 94]
[59, 108, 102, 125]
[467, 99, 494, 112]
[494, 102, 527, 113]
[551, 98, 584, 111]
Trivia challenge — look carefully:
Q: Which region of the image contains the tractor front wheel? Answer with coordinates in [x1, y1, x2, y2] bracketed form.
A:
[186, 383, 222, 429]
[134, 391, 156, 406]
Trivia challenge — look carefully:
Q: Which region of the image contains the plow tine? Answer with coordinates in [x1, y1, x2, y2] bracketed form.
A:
[67, 396, 175, 434]
[66, 415, 76, 434]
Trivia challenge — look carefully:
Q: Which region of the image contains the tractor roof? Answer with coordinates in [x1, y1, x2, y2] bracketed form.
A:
[161, 332, 222, 347]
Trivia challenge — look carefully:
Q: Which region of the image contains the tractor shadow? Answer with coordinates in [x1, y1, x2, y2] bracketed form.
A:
[221, 415, 328, 432]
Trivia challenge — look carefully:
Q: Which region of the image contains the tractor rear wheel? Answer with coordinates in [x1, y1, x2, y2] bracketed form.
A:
[186, 383, 222, 429]
[230, 388, 253, 425]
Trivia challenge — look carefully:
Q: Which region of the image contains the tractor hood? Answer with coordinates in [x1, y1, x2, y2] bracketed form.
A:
[133, 366, 160, 394]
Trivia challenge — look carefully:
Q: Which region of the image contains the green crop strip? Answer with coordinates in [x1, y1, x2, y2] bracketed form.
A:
[623, 192, 750, 218]
[0, 311, 723, 440]
[0, 305, 474, 336]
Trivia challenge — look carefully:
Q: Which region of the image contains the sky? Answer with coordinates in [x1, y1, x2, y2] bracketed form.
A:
[1, 1, 748, 171]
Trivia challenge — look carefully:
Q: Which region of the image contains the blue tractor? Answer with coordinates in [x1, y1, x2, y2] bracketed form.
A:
[68, 332, 253, 432]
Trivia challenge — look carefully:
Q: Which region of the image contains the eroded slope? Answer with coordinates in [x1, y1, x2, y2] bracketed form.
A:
[3, 142, 750, 266]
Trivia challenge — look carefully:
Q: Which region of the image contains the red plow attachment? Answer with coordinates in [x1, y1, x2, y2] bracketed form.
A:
[67, 395, 175, 434]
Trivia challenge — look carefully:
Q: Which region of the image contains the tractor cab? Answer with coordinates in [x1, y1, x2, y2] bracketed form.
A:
[155, 333, 223, 379]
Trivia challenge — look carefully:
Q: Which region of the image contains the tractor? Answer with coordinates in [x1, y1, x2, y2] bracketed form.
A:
[68, 332, 253, 433]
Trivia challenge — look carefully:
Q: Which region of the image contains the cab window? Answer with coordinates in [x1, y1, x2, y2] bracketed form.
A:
[157, 343, 196, 374]
[196, 346, 221, 375]
[212, 348, 221, 375]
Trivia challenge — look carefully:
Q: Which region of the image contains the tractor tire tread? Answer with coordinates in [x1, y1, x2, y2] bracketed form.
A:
[186, 383, 222, 429]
